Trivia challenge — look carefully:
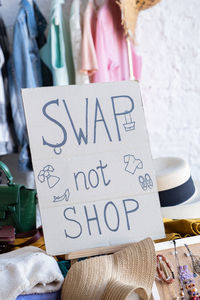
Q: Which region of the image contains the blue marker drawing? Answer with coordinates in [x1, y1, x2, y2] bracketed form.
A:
[42, 99, 67, 154]
[38, 165, 60, 189]
[138, 173, 153, 190]
[54, 146, 62, 155]
[139, 176, 147, 191]
[53, 189, 70, 202]
[145, 173, 153, 189]
[123, 111, 135, 132]
[123, 154, 143, 175]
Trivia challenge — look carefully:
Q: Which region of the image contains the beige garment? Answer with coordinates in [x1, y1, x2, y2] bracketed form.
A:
[61, 238, 156, 300]
[69, 0, 89, 84]
[81, 1, 98, 76]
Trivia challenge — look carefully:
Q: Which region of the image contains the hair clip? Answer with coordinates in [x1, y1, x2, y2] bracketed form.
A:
[156, 254, 175, 284]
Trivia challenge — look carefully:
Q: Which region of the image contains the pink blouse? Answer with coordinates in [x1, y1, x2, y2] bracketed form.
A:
[92, 0, 142, 83]
[81, 2, 98, 76]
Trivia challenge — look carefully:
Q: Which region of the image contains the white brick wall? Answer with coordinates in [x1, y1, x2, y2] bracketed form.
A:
[1, 0, 200, 185]
[137, 0, 200, 179]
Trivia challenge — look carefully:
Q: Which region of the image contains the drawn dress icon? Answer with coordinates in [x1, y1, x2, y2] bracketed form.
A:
[38, 165, 60, 189]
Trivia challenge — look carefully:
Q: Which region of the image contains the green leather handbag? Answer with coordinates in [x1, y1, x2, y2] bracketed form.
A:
[0, 161, 37, 233]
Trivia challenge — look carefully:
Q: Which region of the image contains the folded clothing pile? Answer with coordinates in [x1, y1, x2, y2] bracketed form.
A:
[156, 218, 200, 242]
[0, 246, 64, 300]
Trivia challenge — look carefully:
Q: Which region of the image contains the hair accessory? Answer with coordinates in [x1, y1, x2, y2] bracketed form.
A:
[184, 244, 200, 276]
[156, 254, 175, 284]
[173, 240, 200, 300]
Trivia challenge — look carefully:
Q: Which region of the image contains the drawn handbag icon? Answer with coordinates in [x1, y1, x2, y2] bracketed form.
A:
[38, 165, 60, 189]
[123, 111, 135, 132]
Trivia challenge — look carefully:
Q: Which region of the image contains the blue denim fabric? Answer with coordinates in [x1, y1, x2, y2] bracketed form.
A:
[8, 0, 47, 170]
[16, 291, 61, 300]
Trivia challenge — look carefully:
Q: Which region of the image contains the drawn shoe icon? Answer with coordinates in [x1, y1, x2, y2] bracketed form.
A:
[145, 173, 153, 189]
[53, 189, 70, 202]
[139, 176, 147, 191]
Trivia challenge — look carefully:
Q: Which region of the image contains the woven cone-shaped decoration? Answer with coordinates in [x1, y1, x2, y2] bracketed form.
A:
[117, 0, 161, 40]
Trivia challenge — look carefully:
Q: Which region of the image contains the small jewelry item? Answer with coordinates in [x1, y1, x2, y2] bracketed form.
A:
[179, 265, 200, 299]
[185, 244, 200, 276]
[173, 240, 186, 299]
[156, 254, 175, 284]
[173, 240, 200, 300]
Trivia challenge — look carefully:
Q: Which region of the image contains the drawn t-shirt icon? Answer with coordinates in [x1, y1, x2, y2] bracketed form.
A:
[124, 154, 143, 175]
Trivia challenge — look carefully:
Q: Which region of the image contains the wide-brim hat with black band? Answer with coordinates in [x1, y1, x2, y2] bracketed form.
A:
[153, 157, 200, 219]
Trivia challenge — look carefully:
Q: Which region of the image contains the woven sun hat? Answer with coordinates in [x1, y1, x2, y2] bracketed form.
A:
[117, 0, 161, 39]
[61, 238, 156, 300]
[153, 157, 200, 219]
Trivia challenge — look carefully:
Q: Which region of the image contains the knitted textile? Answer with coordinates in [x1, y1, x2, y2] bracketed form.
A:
[155, 218, 200, 243]
[61, 238, 156, 300]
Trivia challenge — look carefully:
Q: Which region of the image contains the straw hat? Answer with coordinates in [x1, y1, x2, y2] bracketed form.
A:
[61, 238, 156, 300]
[154, 157, 200, 219]
[117, 0, 161, 39]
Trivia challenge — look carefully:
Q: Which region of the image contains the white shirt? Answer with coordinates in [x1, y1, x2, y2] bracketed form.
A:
[69, 0, 89, 84]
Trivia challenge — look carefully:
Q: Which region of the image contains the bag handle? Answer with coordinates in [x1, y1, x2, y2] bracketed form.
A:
[0, 161, 14, 185]
[0, 226, 43, 253]
[15, 226, 43, 247]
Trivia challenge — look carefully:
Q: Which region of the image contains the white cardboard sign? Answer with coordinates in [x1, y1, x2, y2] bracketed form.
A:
[22, 81, 165, 255]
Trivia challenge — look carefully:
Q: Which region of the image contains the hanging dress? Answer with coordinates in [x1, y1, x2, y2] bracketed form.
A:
[40, 0, 75, 86]
[69, 0, 89, 84]
[92, 0, 142, 83]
